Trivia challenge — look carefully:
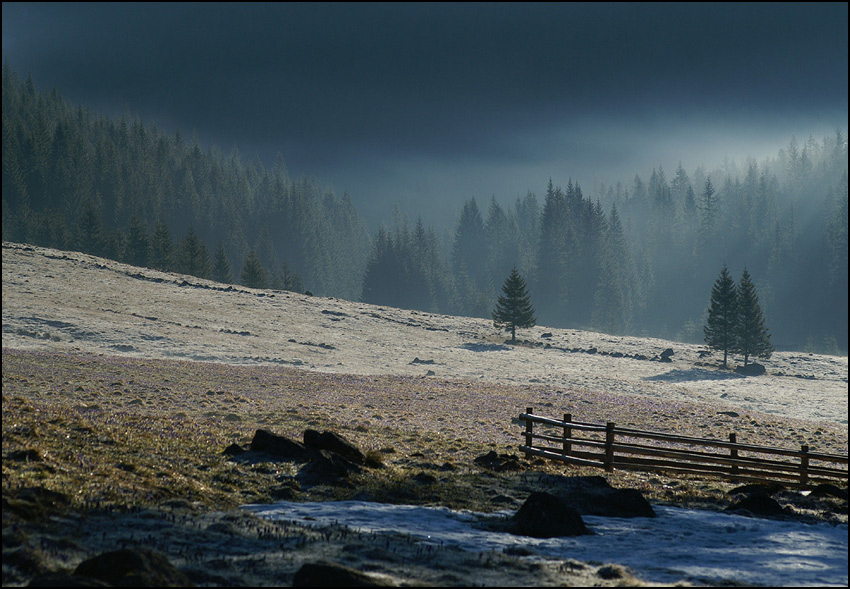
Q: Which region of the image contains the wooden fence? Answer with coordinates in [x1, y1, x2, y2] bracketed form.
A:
[518, 408, 849, 488]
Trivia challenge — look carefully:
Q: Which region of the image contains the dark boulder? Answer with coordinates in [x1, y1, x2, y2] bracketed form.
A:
[809, 483, 849, 500]
[508, 492, 593, 538]
[303, 429, 365, 465]
[297, 449, 362, 486]
[726, 494, 789, 517]
[473, 450, 523, 472]
[250, 429, 315, 461]
[73, 548, 193, 587]
[734, 362, 766, 376]
[659, 348, 674, 362]
[728, 482, 785, 497]
[222, 443, 245, 456]
[539, 475, 655, 518]
[292, 561, 396, 586]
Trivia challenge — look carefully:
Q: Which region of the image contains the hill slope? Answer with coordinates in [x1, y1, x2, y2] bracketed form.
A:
[3, 241, 847, 425]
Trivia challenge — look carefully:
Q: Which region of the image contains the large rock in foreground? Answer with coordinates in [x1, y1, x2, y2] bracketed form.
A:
[508, 492, 593, 538]
[536, 475, 656, 518]
[72, 548, 193, 586]
[292, 561, 397, 586]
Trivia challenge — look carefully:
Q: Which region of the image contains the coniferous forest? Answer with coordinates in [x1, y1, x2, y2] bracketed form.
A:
[3, 67, 847, 353]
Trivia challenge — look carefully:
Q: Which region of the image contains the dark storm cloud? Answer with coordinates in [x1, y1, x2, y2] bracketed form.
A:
[2, 2, 847, 225]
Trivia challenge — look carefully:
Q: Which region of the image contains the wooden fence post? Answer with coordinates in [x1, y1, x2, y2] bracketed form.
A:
[524, 407, 534, 459]
[729, 433, 738, 479]
[604, 422, 615, 472]
[800, 444, 809, 487]
[562, 413, 572, 457]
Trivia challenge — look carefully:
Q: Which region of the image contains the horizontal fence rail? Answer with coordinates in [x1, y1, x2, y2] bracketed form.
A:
[518, 407, 849, 488]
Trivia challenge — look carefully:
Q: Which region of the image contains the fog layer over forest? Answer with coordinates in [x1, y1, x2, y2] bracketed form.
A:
[2, 68, 847, 353]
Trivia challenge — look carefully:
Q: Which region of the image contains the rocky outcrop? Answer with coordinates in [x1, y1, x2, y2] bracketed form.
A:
[72, 548, 193, 586]
[473, 450, 523, 472]
[297, 449, 362, 486]
[249, 429, 316, 461]
[508, 492, 593, 538]
[726, 494, 791, 517]
[240, 429, 367, 487]
[536, 475, 655, 517]
[303, 429, 365, 465]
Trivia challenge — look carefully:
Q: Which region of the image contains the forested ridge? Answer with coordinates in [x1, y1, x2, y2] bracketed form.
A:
[3, 67, 847, 353]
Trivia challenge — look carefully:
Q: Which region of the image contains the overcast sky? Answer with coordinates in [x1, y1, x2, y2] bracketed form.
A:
[3, 2, 847, 228]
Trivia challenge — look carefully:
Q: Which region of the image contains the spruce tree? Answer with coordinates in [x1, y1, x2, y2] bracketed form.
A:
[177, 227, 212, 279]
[240, 249, 267, 289]
[212, 241, 233, 284]
[704, 265, 738, 368]
[492, 267, 536, 344]
[150, 219, 174, 272]
[735, 269, 773, 366]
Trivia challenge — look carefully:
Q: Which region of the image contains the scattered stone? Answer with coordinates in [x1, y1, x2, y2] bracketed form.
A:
[735, 362, 766, 376]
[221, 443, 245, 456]
[250, 429, 315, 461]
[597, 564, 627, 579]
[508, 492, 593, 538]
[303, 430, 365, 465]
[292, 561, 396, 586]
[659, 348, 674, 362]
[297, 449, 362, 486]
[473, 450, 523, 472]
[412, 472, 437, 484]
[410, 357, 435, 364]
[73, 548, 194, 586]
[726, 494, 790, 517]
[809, 483, 849, 500]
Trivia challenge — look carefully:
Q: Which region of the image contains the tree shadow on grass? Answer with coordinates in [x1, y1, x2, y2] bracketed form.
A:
[460, 342, 512, 352]
[644, 368, 746, 383]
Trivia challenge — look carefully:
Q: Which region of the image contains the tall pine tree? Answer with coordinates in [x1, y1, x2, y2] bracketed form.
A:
[704, 265, 738, 368]
[492, 267, 536, 344]
[735, 269, 773, 366]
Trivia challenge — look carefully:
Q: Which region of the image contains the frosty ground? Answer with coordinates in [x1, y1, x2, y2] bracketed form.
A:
[2, 242, 846, 427]
[2, 242, 848, 586]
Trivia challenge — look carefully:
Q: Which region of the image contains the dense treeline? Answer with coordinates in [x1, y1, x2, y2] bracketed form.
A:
[2, 67, 847, 353]
[1, 66, 371, 300]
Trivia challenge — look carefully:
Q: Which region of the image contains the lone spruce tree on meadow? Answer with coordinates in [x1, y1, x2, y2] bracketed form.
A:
[704, 265, 738, 368]
[492, 267, 536, 344]
[735, 269, 773, 366]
